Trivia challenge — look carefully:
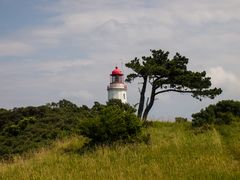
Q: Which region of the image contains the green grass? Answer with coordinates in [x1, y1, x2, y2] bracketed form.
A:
[1, 122, 240, 180]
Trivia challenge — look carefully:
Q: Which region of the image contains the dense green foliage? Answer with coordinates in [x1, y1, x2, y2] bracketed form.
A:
[192, 100, 240, 127]
[0, 99, 141, 159]
[0, 100, 86, 159]
[125, 49, 222, 120]
[79, 100, 142, 145]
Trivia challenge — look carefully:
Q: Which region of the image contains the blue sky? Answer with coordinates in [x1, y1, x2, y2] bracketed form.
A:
[0, 0, 240, 120]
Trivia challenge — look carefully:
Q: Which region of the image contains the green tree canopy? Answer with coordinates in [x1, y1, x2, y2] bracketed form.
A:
[125, 49, 222, 121]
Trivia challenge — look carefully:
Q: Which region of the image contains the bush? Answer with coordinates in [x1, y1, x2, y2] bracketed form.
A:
[0, 99, 146, 158]
[4, 125, 20, 136]
[79, 103, 143, 145]
[192, 100, 240, 127]
[0, 99, 88, 159]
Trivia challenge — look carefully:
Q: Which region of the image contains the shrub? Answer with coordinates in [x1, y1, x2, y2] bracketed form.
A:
[18, 117, 36, 130]
[106, 99, 136, 113]
[192, 100, 240, 127]
[0, 99, 90, 159]
[79, 103, 142, 145]
[4, 125, 20, 136]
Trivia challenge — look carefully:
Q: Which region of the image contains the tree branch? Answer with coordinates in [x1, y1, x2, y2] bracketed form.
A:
[155, 89, 194, 95]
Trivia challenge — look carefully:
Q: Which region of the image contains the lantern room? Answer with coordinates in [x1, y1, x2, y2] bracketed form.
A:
[110, 67, 124, 84]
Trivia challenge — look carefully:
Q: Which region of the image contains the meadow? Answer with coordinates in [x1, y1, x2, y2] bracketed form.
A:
[1, 121, 239, 180]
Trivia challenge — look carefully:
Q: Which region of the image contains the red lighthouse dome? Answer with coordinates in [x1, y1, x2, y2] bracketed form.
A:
[111, 67, 123, 76]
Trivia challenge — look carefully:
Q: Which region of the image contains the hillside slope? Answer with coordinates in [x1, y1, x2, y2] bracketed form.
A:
[1, 122, 240, 180]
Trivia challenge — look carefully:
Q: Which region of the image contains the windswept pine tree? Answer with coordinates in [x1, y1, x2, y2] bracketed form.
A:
[125, 49, 222, 121]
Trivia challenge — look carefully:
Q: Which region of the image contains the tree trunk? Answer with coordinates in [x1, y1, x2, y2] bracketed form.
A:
[142, 84, 156, 121]
[137, 76, 147, 119]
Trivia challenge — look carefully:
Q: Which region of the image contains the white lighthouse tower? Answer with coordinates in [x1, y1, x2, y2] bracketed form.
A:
[107, 67, 127, 103]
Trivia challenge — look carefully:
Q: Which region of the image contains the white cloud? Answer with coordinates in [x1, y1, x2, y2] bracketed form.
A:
[37, 59, 94, 73]
[2, 0, 240, 57]
[59, 90, 93, 100]
[0, 41, 34, 56]
[167, 1, 240, 25]
[208, 66, 240, 95]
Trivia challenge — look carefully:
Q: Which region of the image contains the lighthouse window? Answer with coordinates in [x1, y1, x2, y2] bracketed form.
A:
[123, 93, 126, 99]
[115, 76, 119, 82]
[112, 76, 119, 83]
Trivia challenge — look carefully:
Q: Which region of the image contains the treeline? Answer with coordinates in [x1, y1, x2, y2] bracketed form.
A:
[0, 99, 88, 159]
[0, 99, 142, 159]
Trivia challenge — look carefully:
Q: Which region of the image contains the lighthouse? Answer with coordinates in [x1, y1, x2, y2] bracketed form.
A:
[107, 67, 127, 103]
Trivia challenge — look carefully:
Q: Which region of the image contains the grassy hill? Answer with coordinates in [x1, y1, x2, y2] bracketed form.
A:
[1, 121, 240, 180]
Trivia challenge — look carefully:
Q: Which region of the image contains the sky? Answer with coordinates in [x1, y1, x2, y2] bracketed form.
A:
[0, 0, 240, 120]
